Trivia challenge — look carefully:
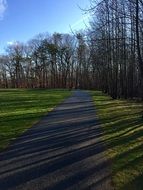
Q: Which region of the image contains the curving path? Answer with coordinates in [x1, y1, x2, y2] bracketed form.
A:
[0, 90, 113, 190]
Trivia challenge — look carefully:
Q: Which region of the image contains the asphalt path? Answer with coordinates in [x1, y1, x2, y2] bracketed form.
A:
[0, 90, 113, 190]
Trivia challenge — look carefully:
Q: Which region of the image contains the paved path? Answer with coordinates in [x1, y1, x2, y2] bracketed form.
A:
[0, 90, 113, 190]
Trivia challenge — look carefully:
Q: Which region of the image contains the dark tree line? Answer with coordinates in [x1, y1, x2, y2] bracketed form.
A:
[0, 0, 143, 99]
[88, 0, 143, 99]
[0, 33, 92, 89]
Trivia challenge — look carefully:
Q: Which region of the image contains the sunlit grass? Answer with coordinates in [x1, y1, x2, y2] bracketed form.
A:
[0, 89, 71, 150]
[91, 91, 143, 190]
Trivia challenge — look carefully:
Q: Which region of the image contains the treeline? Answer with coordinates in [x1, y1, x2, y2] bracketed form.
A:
[88, 0, 143, 99]
[0, 33, 93, 89]
[0, 0, 143, 99]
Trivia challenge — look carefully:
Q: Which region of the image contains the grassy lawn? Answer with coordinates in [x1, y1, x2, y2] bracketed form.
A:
[91, 91, 143, 190]
[0, 89, 71, 150]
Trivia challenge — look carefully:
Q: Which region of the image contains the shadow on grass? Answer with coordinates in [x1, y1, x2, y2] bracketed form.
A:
[122, 173, 143, 190]
[92, 91, 143, 190]
[0, 89, 71, 149]
[0, 90, 112, 190]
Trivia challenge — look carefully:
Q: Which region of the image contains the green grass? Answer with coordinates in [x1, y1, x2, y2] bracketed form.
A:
[91, 91, 143, 190]
[0, 89, 71, 150]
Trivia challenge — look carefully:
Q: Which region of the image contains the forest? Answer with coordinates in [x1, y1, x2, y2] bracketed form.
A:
[0, 0, 143, 100]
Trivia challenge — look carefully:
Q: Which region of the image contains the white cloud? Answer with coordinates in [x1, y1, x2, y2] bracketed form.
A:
[7, 41, 19, 46]
[7, 41, 15, 45]
[0, 0, 7, 20]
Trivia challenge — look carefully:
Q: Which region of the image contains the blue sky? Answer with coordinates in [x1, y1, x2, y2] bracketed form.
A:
[0, 0, 91, 53]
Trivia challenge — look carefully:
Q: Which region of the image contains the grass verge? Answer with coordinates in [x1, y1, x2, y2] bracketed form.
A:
[91, 91, 143, 190]
[0, 89, 71, 150]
